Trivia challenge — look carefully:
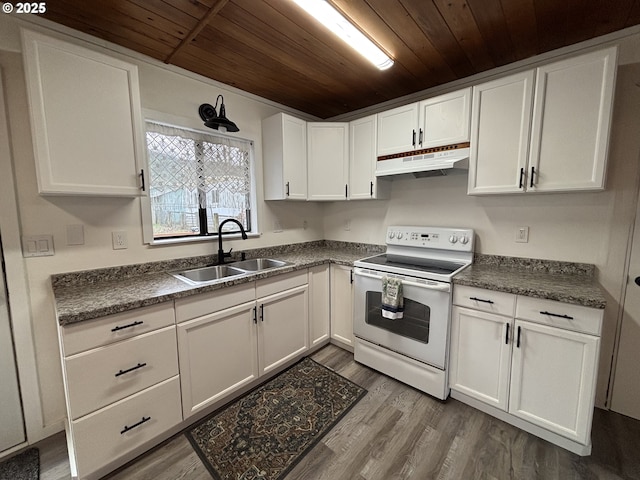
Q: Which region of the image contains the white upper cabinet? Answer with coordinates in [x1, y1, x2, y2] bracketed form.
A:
[376, 88, 472, 157]
[349, 115, 389, 200]
[419, 87, 471, 148]
[468, 47, 617, 195]
[376, 103, 419, 156]
[262, 112, 307, 200]
[529, 47, 617, 192]
[468, 71, 535, 195]
[307, 122, 349, 201]
[21, 29, 146, 196]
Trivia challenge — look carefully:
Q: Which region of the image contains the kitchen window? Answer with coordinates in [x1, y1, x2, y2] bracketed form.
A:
[142, 120, 256, 243]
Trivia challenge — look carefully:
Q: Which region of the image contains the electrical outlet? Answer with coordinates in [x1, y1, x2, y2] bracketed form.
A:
[516, 226, 529, 243]
[273, 220, 283, 233]
[303, 220, 308, 230]
[112, 231, 128, 250]
[344, 219, 351, 231]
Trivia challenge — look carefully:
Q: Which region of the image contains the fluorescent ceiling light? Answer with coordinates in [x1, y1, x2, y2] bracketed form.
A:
[291, 0, 394, 71]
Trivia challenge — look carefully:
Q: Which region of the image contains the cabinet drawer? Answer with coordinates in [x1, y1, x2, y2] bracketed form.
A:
[515, 296, 603, 336]
[175, 283, 255, 323]
[61, 302, 175, 356]
[71, 376, 182, 479]
[453, 285, 516, 317]
[256, 270, 307, 298]
[65, 326, 178, 419]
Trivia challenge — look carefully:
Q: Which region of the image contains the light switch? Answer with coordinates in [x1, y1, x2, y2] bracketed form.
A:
[22, 235, 54, 257]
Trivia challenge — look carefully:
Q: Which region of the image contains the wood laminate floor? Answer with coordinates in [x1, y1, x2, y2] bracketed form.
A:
[37, 345, 640, 480]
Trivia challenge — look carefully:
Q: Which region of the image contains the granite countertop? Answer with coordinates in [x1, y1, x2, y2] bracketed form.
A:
[53, 244, 607, 326]
[53, 241, 383, 326]
[453, 254, 606, 309]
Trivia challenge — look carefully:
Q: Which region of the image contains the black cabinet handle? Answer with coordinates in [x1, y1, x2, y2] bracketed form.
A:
[470, 296, 494, 304]
[345, 184, 348, 198]
[252, 306, 257, 324]
[139, 169, 146, 191]
[419, 128, 423, 146]
[635, 276, 640, 286]
[115, 362, 147, 378]
[540, 311, 574, 320]
[530, 166, 536, 187]
[519, 168, 525, 189]
[412, 129, 416, 147]
[121, 416, 151, 435]
[259, 304, 264, 322]
[505, 323, 510, 345]
[111, 320, 144, 332]
[370, 181, 373, 196]
[516, 326, 522, 348]
[285, 181, 290, 197]
[350, 269, 354, 284]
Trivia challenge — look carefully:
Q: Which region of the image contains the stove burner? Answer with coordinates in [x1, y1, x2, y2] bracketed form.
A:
[361, 254, 465, 276]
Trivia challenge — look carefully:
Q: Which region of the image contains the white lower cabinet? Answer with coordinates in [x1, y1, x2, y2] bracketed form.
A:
[58, 302, 181, 480]
[309, 264, 331, 347]
[330, 264, 354, 349]
[176, 271, 309, 419]
[177, 300, 259, 418]
[450, 285, 602, 455]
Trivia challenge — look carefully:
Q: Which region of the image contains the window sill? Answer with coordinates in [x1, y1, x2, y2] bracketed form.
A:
[148, 232, 262, 246]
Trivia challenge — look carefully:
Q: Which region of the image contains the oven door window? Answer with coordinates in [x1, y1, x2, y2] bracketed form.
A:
[365, 291, 430, 343]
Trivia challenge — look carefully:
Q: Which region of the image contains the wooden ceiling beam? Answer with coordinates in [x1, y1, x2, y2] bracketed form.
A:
[165, 0, 230, 64]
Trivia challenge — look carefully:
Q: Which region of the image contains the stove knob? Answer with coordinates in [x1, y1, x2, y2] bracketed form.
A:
[449, 235, 458, 244]
[389, 231, 396, 239]
[460, 236, 469, 245]
[397, 232, 404, 239]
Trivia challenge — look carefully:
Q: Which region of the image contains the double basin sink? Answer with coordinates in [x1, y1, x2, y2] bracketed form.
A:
[171, 258, 293, 285]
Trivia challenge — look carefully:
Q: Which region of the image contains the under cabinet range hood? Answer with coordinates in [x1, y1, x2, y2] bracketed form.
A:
[375, 142, 470, 177]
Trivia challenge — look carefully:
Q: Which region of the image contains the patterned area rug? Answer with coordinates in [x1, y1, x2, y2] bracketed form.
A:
[0, 448, 39, 480]
[186, 357, 366, 480]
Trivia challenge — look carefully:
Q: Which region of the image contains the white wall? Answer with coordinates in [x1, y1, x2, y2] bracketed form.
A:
[0, 16, 324, 434]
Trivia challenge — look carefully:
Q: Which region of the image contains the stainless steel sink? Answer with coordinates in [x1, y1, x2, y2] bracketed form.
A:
[171, 258, 293, 285]
[171, 264, 247, 285]
[232, 258, 291, 271]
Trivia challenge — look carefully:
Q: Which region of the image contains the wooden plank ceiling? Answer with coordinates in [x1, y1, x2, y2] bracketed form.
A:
[43, 0, 640, 119]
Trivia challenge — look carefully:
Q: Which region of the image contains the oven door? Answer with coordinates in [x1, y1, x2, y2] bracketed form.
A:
[353, 267, 451, 369]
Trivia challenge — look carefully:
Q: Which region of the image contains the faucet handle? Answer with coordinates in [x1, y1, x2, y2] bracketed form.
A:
[225, 247, 233, 258]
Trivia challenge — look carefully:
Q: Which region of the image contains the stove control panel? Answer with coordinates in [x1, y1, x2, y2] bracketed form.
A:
[386, 226, 474, 252]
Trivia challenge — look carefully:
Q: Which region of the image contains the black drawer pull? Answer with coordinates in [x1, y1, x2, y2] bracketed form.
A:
[516, 326, 522, 348]
[115, 362, 147, 377]
[540, 311, 574, 320]
[470, 297, 494, 304]
[121, 416, 151, 435]
[111, 320, 144, 332]
[505, 323, 510, 344]
[259, 304, 264, 322]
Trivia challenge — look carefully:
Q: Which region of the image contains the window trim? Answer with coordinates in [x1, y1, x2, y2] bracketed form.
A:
[140, 110, 259, 245]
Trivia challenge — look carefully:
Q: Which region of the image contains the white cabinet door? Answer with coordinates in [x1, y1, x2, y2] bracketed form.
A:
[468, 70, 535, 195]
[509, 319, 599, 444]
[177, 301, 259, 418]
[262, 113, 307, 200]
[349, 115, 389, 200]
[307, 123, 349, 201]
[308, 265, 330, 347]
[449, 307, 512, 411]
[419, 87, 471, 148]
[330, 264, 354, 348]
[258, 285, 309, 375]
[529, 47, 617, 192]
[22, 30, 145, 196]
[377, 103, 419, 156]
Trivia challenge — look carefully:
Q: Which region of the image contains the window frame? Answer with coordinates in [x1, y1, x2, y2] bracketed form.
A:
[140, 110, 259, 245]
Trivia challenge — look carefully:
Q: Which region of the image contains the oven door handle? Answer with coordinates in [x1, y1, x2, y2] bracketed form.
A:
[353, 269, 451, 292]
